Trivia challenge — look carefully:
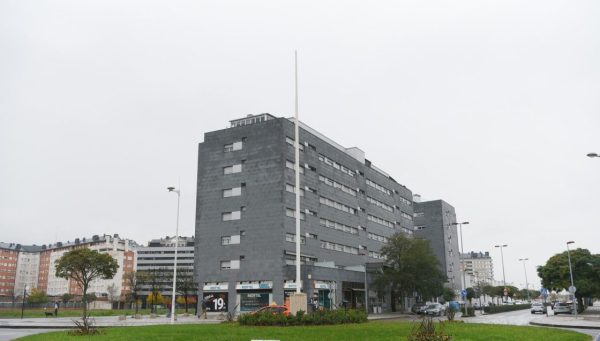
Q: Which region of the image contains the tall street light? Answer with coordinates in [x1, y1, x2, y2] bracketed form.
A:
[518, 258, 530, 302]
[167, 186, 181, 325]
[586, 152, 599, 158]
[566, 241, 577, 318]
[495, 244, 508, 302]
[451, 221, 469, 316]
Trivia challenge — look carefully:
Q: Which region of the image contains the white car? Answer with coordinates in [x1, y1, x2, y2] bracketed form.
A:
[553, 302, 572, 314]
[424, 303, 447, 316]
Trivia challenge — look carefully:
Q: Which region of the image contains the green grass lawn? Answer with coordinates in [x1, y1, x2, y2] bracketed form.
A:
[0, 307, 176, 319]
[15, 320, 591, 341]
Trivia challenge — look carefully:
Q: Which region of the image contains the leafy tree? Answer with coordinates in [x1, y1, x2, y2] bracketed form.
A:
[373, 234, 446, 310]
[124, 271, 146, 314]
[441, 287, 455, 303]
[176, 268, 198, 313]
[27, 288, 49, 304]
[537, 248, 600, 312]
[465, 287, 476, 303]
[61, 293, 74, 305]
[55, 248, 119, 320]
[141, 267, 169, 313]
[147, 292, 167, 305]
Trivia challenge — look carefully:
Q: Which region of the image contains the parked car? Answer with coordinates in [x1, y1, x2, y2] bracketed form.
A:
[531, 302, 547, 314]
[553, 302, 573, 315]
[252, 305, 290, 316]
[411, 302, 428, 314]
[424, 303, 447, 316]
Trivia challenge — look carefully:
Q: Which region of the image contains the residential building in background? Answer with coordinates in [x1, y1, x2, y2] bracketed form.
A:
[461, 251, 494, 285]
[136, 236, 195, 296]
[195, 113, 415, 313]
[0, 243, 19, 300]
[14, 245, 43, 297]
[0, 234, 136, 302]
[412, 198, 462, 291]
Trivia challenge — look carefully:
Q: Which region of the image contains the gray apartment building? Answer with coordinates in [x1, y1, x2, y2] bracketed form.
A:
[136, 236, 195, 296]
[412, 198, 462, 292]
[194, 114, 414, 313]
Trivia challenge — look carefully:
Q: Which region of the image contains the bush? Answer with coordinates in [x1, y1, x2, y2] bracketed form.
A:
[483, 304, 530, 314]
[238, 309, 367, 326]
[408, 316, 452, 341]
[464, 307, 475, 317]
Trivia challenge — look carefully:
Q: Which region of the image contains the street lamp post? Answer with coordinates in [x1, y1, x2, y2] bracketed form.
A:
[451, 221, 469, 317]
[518, 258, 530, 302]
[167, 186, 181, 325]
[495, 244, 508, 303]
[566, 241, 577, 319]
[20, 285, 28, 319]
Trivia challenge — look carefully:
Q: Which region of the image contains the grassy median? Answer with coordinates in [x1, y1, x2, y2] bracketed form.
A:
[0, 307, 173, 319]
[15, 320, 591, 341]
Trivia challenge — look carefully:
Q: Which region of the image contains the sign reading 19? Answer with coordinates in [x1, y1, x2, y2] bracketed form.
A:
[213, 297, 226, 310]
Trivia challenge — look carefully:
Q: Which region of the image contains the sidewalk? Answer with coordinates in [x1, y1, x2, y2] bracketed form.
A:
[530, 304, 600, 330]
[0, 314, 221, 329]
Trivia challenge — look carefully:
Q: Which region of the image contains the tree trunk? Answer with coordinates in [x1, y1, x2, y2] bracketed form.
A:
[184, 293, 188, 313]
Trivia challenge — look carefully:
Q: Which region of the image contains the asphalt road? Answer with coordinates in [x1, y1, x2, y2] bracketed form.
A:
[466, 309, 600, 340]
[0, 329, 60, 341]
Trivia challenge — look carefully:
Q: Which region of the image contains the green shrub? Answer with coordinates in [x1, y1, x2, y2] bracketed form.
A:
[483, 304, 530, 314]
[464, 307, 475, 317]
[238, 309, 367, 326]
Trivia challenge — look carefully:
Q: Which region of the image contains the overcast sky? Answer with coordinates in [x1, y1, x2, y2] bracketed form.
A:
[1, 0, 599, 290]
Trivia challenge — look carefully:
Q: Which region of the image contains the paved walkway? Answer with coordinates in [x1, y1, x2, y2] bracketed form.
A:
[0, 314, 221, 329]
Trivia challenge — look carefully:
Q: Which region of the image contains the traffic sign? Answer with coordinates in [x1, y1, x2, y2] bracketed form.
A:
[568, 286, 577, 294]
[461, 289, 467, 298]
[541, 288, 549, 297]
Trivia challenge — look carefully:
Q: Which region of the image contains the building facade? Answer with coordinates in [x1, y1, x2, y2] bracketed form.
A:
[14, 246, 42, 297]
[461, 251, 494, 285]
[136, 236, 195, 296]
[195, 114, 415, 313]
[412, 199, 462, 292]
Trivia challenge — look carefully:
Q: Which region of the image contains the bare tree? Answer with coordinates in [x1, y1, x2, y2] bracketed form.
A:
[124, 271, 146, 315]
[176, 268, 198, 314]
[106, 283, 120, 309]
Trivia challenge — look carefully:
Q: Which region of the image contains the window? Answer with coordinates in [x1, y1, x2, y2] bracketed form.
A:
[222, 235, 241, 245]
[285, 184, 304, 196]
[319, 196, 357, 215]
[365, 179, 392, 196]
[222, 211, 241, 221]
[224, 141, 243, 152]
[223, 164, 242, 175]
[318, 175, 357, 196]
[286, 160, 304, 174]
[320, 240, 359, 255]
[285, 233, 306, 244]
[368, 232, 388, 243]
[307, 233, 318, 239]
[220, 260, 240, 269]
[319, 218, 359, 235]
[366, 196, 394, 212]
[400, 211, 413, 221]
[367, 214, 395, 228]
[415, 225, 426, 230]
[398, 196, 411, 206]
[318, 154, 355, 176]
[285, 137, 304, 151]
[286, 208, 306, 220]
[223, 187, 242, 197]
[306, 209, 317, 216]
[369, 251, 385, 260]
[414, 212, 425, 218]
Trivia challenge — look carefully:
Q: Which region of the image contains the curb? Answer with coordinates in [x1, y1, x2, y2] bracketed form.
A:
[530, 321, 600, 330]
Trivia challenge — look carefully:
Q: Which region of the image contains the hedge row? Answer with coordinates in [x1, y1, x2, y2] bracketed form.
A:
[238, 309, 367, 326]
[483, 304, 530, 314]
